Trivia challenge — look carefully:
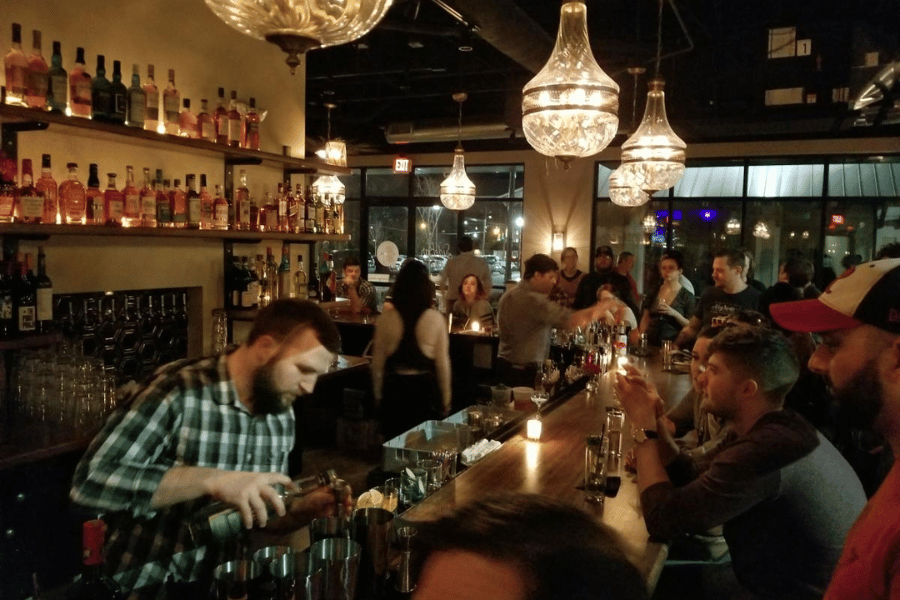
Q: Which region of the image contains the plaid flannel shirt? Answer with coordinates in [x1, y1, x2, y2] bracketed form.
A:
[70, 352, 295, 599]
[340, 277, 378, 313]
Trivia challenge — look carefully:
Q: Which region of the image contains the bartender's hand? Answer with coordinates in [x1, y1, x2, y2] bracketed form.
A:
[205, 471, 296, 529]
[287, 484, 354, 523]
[614, 364, 663, 430]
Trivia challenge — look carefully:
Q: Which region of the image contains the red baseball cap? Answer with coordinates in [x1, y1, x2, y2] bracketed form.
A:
[770, 258, 900, 333]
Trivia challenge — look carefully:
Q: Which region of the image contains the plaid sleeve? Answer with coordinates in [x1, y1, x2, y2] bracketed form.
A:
[359, 280, 378, 312]
[70, 375, 185, 519]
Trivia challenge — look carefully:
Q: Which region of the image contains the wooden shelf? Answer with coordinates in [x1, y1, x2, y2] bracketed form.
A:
[0, 222, 350, 243]
[0, 103, 351, 176]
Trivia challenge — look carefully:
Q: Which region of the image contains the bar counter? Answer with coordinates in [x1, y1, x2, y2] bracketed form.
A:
[398, 357, 692, 591]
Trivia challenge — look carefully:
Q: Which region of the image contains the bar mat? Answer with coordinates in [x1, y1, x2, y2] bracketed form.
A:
[575, 476, 621, 498]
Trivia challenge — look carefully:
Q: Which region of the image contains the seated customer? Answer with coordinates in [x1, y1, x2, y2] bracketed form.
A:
[451, 273, 494, 331]
[338, 256, 378, 314]
[414, 493, 648, 600]
[615, 324, 866, 599]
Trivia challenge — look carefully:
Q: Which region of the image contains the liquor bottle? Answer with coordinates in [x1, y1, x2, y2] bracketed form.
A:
[35, 246, 52, 333]
[308, 262, 320, 301]
[214, 87, 228, 144]
[0, 168, 14, 224]
[294, 254, 308, 300]
[15, 159, 44, 224]
[142, 64, 159, 132]
[65, 520, 124, 600]
[257, 253, 271, 307]
[260, 189, 277, 232]
[278, 183, 290, 232]
[314, 191, 326, 234]
[169, 178, 186, 228]
[249, 194, 260, 232]
[121, 166, 141, 227]
[4, 24, 28, 107]
[268, 247, 280, 301]
[103, 173, 123, 226]
[184, 174, 201, 229]
[47, 41, 67, 113]
[14, 253, 36, 333]
[140, 167, 157, 227]
[197, 98, 215, 142]
[157, 176, 173, 228]
[245, 97, 261, 150]
[162, 69, 180, 135]
[278, 243, 293, 299]
[91, 55, 112, 121]
[324, 199, 335, 235]
[199, 174, 213, 229]
[179, 98, 198, 138]
[321, 256, 337, 302]
[212, 184, 229, 231]
[234, 169, 251, 231]
[0, 261, 12, 337]
[86, 163, 104, 225]
[227, 90, 243, 147]
[334, 203, 344, 235]
[59, 162, 86, 224]
[68, 47, 91, 118]
[242, 256, 260, 308]
[304, 184, 316, 234]
[127, 63, 145, 128]
[36, 154, 57, 224]
[25, 30, 49, 109]
[109, 60, 127, 123]
[289, 184, 302, 233]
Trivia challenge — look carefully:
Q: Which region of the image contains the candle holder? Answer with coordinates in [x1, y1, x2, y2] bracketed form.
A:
[526, 416, 543, 441]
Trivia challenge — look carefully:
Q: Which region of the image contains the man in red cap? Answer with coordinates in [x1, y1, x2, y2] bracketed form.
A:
[770, 257, 900, 600]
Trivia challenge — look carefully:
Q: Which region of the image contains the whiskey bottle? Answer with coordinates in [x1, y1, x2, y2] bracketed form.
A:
[47, 41, 67, 113]
[234, 169, 251, 231]
[304, 184, 316, 234]
[140, 167, 157, 227]
[185, 174, 201, 229]
[103, 172, 123, 226]
[25, 29, 49, 109]
[36, 154, 57, 224]
[65, 520, 124, 600]
[0, 261, 12, 337]
[126, 63, 145, 128]
[91, 55, 112, 121]
[212, 184, 229, 231]
[308, 262, 320, 301]
[260, 188, 277, 232]
[68, 47, 91, 118]
[35, 246, 53, 333]
[162, 69, 180, 135]
[245, 97, 261, 150]
[291, 183, 305, 233]
[4, 24, 28, 107]
[242, 256, 259, 308]
[227, 90, 243, 147]
[314, 191, 326, 234]
[157, 176, 173, 228]
[199, 174, 213, 230]
[15, 158, 44, 224]
[278, 242, 293, 299]
[198, 98, 216, 142]
[109, 60, 127, 124]
[14, 253, 36, 334]
[142, 64, 159, 132]
[179, 98, 198, 138]
[121, 166, 141, 227]
[0, 167, 14, 224]
[294, 255, 309, 300]
[278, 183, 290, 232]
[85, 163, 104, 225]
[169, 178, 186, 228]
[214, 87, 228, 144]
[59, 162, 86, 224]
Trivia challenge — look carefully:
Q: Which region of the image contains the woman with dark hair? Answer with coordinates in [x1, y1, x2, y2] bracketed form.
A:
[450, 273, 494, 331]
[371, 260, 451, 439]
[639, 250, 696, 346]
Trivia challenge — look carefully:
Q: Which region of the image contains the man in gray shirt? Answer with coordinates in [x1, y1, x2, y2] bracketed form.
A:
[497, 254, 607, 387]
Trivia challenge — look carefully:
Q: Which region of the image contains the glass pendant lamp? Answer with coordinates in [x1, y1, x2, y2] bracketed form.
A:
[522, 1, 619, 167]
[204, 0, 393, 73]
[440, 94, 476, 210]
[311, 175, 346, 206]
[608, 165, 650, 207]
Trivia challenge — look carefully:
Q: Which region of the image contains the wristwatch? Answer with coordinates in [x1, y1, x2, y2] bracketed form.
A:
[632, 427, 659, 444]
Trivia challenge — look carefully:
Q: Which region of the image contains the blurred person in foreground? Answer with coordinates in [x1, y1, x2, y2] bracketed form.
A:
[639, 250, 696, 346]
[372, 259, 451, 439]
[413, 493, 648, 600]
[71, 300, 349, 599]
[450, 273, 495, 331]
[770, 257, 900, 599]
[615, 323, 865, 599]
[498, 253, 611, 387]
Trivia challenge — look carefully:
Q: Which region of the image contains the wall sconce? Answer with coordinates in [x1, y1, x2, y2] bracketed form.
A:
[552, 231, 565, 253]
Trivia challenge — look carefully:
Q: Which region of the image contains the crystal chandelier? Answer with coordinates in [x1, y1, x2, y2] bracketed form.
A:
[609, 165, 650, 207]
[204, 0, 394, 73]
[619, 0, 686, 193]
[726, 218, 741, 235]
[753, 221, 771, 239]
[312, 103, 346, 205]
[643, 214, 657, 234]
[440, 93, 476, 210]
[522, 1, 619, 167]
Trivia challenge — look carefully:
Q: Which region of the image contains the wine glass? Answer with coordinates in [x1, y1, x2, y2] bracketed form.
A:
[530, 391, 550, 416]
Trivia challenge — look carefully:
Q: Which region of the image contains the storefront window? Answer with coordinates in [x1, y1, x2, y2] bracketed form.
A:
[673, 165, 744, 197]
[745, 200, 822, 286]
[366, 168, 409, 198]
[670, 200, 743, 297]
[828, 160, 900, 197]
[824, 200, 876, 275]
[414, 165, 524, 198]
[368, 206, 408, 284]
[415, 205, 457, 276]
[747, 163, 824, 197]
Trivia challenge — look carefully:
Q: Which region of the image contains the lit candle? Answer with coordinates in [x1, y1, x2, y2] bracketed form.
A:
[471, 320, 480, 332]
[616, 355, 628, 374]
[526, 418, 542, 440]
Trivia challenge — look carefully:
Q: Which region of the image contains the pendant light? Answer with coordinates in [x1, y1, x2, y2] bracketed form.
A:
[311, 103, 346, 206]
[609, 165, 650, 207]
[440, 93, 476, 211]
[619, 0, 686, 193]
[522, 1, 619, 168]
[204, 0, 393, 74]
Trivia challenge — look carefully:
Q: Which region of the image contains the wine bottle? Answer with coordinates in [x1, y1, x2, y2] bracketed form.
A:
[0, 260, 13, 337]
[47, 41, 67, 113]
[126, 63, 145, 128]
[185, 174, 201, 229]
[91, 55, 112, 121]
[35, 246, 53, 333]
[14, 253, 36, 334]
[65, 520, 124, 600]
[109, 60, 127, 124]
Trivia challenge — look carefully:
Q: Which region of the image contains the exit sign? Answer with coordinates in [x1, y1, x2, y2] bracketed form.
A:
[393, 157, 411, 173]
[831, 214, 845, 225]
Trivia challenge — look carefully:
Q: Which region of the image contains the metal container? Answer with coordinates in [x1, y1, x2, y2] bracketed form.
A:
[382, 420, 472, 472]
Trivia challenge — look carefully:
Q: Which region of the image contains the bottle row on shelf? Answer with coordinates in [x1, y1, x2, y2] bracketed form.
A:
[226, 243, 320, 310]
[3, 22, 261, 148]
[0, 247, 54, 338]
[0, 153, 346, 234]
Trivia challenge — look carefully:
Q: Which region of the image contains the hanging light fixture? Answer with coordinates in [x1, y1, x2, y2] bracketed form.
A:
[609, 165, 650, 207]
[753, 221, 771, 239]
[619, 0, 686, 193]
[726, 218, 741, 235]
[311, 103, 346, 205]
[643, 214, 657, 234]
[440, 93, 476, 210]
[204, 0, 393, 74]
[522, 1, 619, 168]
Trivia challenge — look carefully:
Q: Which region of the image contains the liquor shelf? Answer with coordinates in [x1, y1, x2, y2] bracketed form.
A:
[0, 103, 351, 176]
[0, 222, 350, 243]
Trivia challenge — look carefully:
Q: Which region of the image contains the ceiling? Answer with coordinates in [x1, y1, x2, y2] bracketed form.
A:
[302, 0, 900, 157]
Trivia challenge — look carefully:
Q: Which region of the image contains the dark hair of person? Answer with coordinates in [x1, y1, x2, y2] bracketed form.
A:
[714, 248, 747, 271]
[457, 273, 488, 302]
[782, 257, 813, 288]
[523, 254, 559, 280]
[697, 322, 734, 340]
[597, 283, 621, 300]
[617, 251, 635, 265]
[707, 324, 800, 406]
[660, 250, 685, 271]
[841, 253, 862, 270]
[391, 259, 435, 333]
[418, 493, 648, 600]
[876, 242, 900, 259]
[247, 299, 341, 352]
[343, 255, 361, 270]
[458, 236, 474, 253]
[561, 246, 578, 261]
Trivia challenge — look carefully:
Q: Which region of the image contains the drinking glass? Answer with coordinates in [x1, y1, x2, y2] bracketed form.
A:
[585, 434, 609, 506]
[605, 407, 626, 462]
[530, 391, 549, 416]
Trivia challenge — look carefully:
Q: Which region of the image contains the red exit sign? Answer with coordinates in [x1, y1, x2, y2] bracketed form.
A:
[393, 156, 411, 173]
[831, 214, 845, 225]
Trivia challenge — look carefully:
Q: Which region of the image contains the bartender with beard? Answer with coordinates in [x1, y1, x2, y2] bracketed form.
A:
[71, 300, 349, 599]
